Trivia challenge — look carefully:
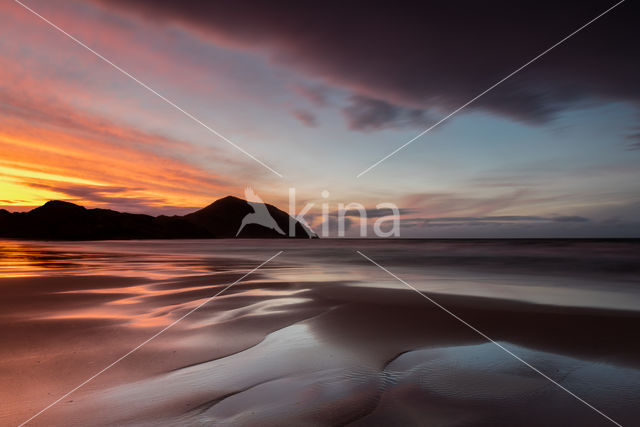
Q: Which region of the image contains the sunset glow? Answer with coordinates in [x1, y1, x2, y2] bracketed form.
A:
[2, 3, 640, 426]
[1, 0, 638, 236]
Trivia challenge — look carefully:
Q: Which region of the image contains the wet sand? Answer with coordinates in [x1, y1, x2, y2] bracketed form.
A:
[1, 239, 639, 426]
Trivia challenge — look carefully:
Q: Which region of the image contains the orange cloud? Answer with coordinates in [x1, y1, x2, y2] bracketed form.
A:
[0, 62, 243, 212]
[0, 2, 276, 213]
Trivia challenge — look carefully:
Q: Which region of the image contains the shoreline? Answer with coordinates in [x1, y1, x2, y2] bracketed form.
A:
[2, 240, 639, 425]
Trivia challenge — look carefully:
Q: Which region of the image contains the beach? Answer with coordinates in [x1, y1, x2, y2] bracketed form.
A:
[1, 239, 639, 426]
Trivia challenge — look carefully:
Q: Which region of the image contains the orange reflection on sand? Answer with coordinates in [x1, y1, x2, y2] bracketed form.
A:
[0, 242, 50, 278]
[0, 241, 221, 280]
[49, 281, 233, 329]
[0, 272, 40, 278]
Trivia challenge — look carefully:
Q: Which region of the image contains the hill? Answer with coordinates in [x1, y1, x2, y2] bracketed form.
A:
[0, 197, 317, 240]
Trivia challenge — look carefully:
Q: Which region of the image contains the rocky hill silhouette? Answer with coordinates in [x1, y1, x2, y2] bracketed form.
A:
[0, 197, 317, 240]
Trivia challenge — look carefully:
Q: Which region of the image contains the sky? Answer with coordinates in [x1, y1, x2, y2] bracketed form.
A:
[0, 0, 639, 237]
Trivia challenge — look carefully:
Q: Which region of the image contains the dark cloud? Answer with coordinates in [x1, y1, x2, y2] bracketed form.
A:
[401, 216, 640, 238]
[401, 215, 589, 228]
[552, 215, 590, 223]
[96, 0, 640, 127]
[423, 215, 589, 223]
[626, 131, 640, 150]
[291, 109, 317, 127]
[342, 95, 435, 131]
[21, 181, 197, 215]
[331, 207, 416, 218]
[25, 181, 160, 203]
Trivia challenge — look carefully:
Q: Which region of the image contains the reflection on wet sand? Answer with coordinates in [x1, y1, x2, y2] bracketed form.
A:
[1, 239, 639, 426]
